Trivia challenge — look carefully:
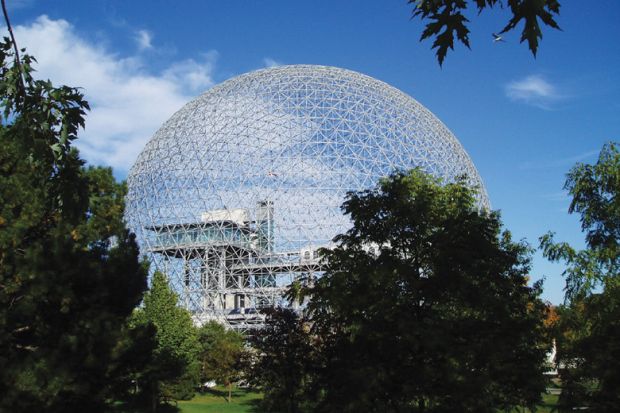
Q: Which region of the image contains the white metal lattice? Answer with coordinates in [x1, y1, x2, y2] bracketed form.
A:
[125, 65, 490, 329]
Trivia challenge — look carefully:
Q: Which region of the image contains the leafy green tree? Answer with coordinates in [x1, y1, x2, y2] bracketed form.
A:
[550, 290, 620, 412]
[301, 169, 549, 413]
[541, 142, 619, 301]
[198, 321, 245, 403]
[246, 307, 316, 413]
[132, 271, 200, 410]
[409, 0, 562, 65]
[0, 38, 148, 412]
[541, 142, 620, 411]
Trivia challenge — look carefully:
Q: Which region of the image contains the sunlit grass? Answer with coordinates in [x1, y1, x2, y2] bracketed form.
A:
[116, 386, 558, 413]
[503, 392, 559, 413]
[177, 387, 262, 413]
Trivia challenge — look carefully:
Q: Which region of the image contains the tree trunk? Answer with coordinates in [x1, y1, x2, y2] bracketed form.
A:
[151, 381, 158, 413]
[227, 382, 232, 403]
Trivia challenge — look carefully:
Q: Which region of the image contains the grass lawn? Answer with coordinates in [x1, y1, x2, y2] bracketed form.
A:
[114, 387, 558, 412]
[177, 387, 262, 413]
[538, 392, 560, 412]
[504, 392, 559, 413]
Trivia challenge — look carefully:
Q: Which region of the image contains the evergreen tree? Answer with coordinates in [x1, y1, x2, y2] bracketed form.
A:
[133, 271, 200, 411]
[0, 38, 148, 412]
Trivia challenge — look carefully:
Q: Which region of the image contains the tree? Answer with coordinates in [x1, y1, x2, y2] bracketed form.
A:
[541, 142, 620, 411]
[549, 289, 620, 412]
[0, 37, 148, 411]
[132, 271, 200, 411]
[198, 321, 245, 403]
[246, 307, 316, 413]
[300, 169, 549, 412]
[103, 320, 158, 406]
[409, 0, 562, 65]
[541, 142, 619, 300]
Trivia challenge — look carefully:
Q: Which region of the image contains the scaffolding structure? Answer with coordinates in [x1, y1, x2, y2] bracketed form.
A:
[145, 201, 321, 329]
[125, 65, 489, 329]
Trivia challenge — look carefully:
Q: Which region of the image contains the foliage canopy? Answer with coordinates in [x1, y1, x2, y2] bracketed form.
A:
[246, 307, 315, 413]
[132, 271, 200, 408]
[542, 142, 620, 411]
[270, 169, 551, 413]
[198, 321, 245, 403]
[541, 142, 620, 300]
[0, 37, 148, 412]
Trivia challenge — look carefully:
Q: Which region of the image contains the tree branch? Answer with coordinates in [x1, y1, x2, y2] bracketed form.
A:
[1, 0, 25, 93]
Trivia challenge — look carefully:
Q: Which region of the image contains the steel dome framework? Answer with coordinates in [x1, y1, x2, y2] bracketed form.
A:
[126, 65, 489, 329]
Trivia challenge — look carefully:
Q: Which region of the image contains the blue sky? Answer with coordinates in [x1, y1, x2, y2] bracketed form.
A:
[7, 0, 620, 304]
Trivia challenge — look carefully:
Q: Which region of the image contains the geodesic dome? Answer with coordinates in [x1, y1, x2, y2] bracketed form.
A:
[125, 65, 489, 329]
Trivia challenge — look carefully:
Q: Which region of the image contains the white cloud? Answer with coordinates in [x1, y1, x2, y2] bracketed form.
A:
[505, 75, 561, 109]
[12, 15, 218, 174]
[134, 29, 153, 50]
[263, 57, 282, 68]
[164, 52, 218, 91]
